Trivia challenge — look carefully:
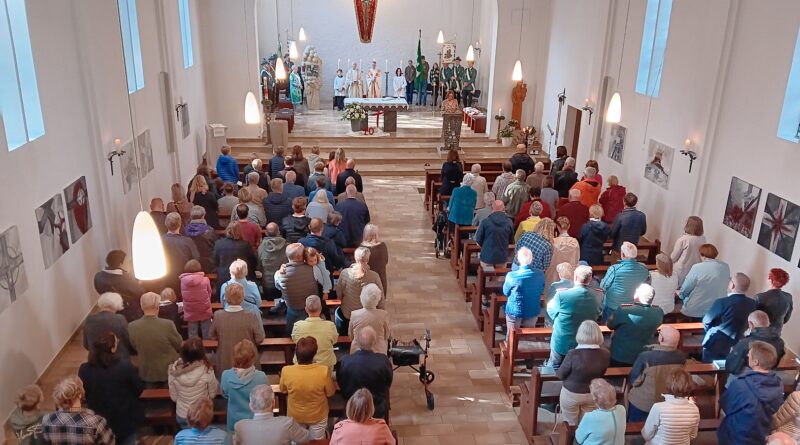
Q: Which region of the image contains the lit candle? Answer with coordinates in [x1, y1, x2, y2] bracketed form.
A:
[684, 138, 692, 148]
[498, 108, 502, 116]
[584, 98, 590, 107]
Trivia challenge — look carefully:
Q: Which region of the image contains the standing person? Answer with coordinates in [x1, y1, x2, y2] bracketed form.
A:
[678, 244, 731, 320]
[360, 224, 389, 294]
[598, 175, 626, 224]
[333, 68, 347, 110]
[180, 260, 213, 339]
[452, 57, 465, 103]
[233, 385, 310, 445]
[640, 369, 700, 444]
[128, 292, 183, 385]
[556, 189, 590, 238]
[10, 385, 47, 445]
[335, 185, 371, 247]
[336, 327, 394, 420]
[291, 146, 310, 179]
[526, 162, 547, 190]
[461, 60, 477, 107]
[510, 144, 535, 175]
[289, 66, 303, 106]
[349, 284, 391, 354]
[501, 169, 530, 217]
[335, 247, 384, 336]
[607, 284, 665, 367]
[718, 341, 784, 445]
[167, 337, 219, 429]
[448, 173, 478, 228]
[475, 201, 514, 268]
[702, 273, 757, 362]
[570, 167, 602, 207]
[540, 175, 560, 212]
[550, 146, 569, 177]
[335, 159, 364, 194]
[291, 296, 339, 369]
[93, 250, 145, 322]
[417, 55, 430, 105]
[42, 376, 115, 445]
[757, 268, 794, 333]
[441, 61, 454, 102]
[554, 158, 579, 198]
[366, 60, 382, 98]
[209, 284, 266, 372]
[547, 265, 602, 369]
[273, 243, 319, 332]
[725, 311, 786, 377]
[610, 192, 647, 251]
[556, 321, 611, 426]
[258, 223, 287, 301]
[328, 147, 348, 189]
[279, 337, 336, 440]
[515, 201, 544, 242]
[579, 205, 611, 266]
[429, 62, 441, 107]
[345, 62, 363, 98]
[189, 176, 219, 230]
[167, 183, 194, 228]
[404, 59, 416, 105]
[213, 222, 258, 293]
[599, 242, 650, 320]
[391, 68, 405, 98]
[174, 399, 228, 445]
[546, 217, 580, 289]
[220, 340, 269, 431]
[79, 332, 144, 445]
[513, 218, 555, 272]
[574, 379, 626, 445]
[185, 206, 219, 273]
[330, 389, 396, 445]
[503, 248, 546, 333]
[649, 253, 679, 314]
[83, 293, 134, 360]
[439, 149, 464, 196]
[670, 216, 707, 285]
[469, 164, 489, 209]
[216, 145, 240, 185]
[269, 146, 285, 180]
[162, 212, 200, 292]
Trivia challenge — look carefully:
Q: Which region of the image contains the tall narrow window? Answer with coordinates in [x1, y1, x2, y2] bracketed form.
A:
[635, 0, 672, 97]
[0, 0, 45, 151]
[118, 0, 144, 93]
[178, 0, 193, 69]
[778, 27, 800, 143]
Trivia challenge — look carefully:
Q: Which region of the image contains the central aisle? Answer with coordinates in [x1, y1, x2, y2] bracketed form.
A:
[362, 177, 528, 445]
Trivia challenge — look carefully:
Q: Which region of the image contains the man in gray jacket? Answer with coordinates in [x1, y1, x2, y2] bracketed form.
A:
[234, 385, 309, 445]
[274, 243, 318, 335]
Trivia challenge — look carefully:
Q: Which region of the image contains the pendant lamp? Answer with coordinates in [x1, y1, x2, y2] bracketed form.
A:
[606, 0, 631, 123]
[275, 57, 287, 80]
[289, 40, 299, 60]
[298, 27, 306, 41]
[131, 212, 166, 280]
[466, 45, 475, 62]
[512, 60, 523, 81]
[244, 91, 260, 124]
[512, 0, 525, 81]
[437, 30, 444, 44]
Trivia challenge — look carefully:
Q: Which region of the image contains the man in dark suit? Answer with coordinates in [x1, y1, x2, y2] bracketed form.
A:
[337, 326, 393, 419]
[335, 159, 364, 195]
[702, 273, 757, 362]
[299, 218, 344, 273]
[334, 185, 371, 247]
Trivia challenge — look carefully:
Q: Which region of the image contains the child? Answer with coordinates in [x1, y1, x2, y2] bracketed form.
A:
[10, 385, 47, 445]
[159, 287, 183, 334]
[180, 259, 213, 339]
[305, 247, 332, 298]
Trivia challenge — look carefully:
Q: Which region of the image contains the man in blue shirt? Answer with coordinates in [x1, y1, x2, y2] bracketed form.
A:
[599, 242, 650, 321]
[215, 145, 240, 184]
[502, 247, 546, 333]
[610, 192, 646, 251]
[702, 272, 757, 362]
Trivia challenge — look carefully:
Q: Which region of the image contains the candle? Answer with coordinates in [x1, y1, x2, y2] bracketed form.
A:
[347, 58, 350, 68]
[498, 108, 502, 116]
[360, 59, 362, 70]
[400, 59, 403, 69]
[584, 98, 590, 107]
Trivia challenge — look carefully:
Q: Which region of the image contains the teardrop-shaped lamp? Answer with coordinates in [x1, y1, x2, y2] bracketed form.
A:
[466, 45, 475, 62]
[437, 30, 444, 44]
[605, 92, 622, 123]
[131, 211, 166, 280]
[244, 91, 260, 124]
[298, 27, 306, 41]
[289, 41, 299, 60]
[512, 60, 523, 81]
[275, 57, 287, 80]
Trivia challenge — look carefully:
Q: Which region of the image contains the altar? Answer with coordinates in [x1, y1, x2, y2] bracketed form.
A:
[344, 97, 408, 132]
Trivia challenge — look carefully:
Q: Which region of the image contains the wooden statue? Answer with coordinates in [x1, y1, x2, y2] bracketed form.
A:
[511, 81, 527, 123]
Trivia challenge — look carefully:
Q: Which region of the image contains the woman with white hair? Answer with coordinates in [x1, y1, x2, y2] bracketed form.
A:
[556, 321, 611, 425]
[189, 175, 220, 229]
[473, 192, 497, 226]
[306, 188, 334, 221]
[546, 216, 580, 290]
[83, 292, 134, 359]
[335, 247, 384, 336]
[360, 224, 389, 293]
[447, 172, 478, 228]
[575, 379, 626, 444]
[470, 164, 489, 209]
[220, 259, 262, 315]
[554, 157, 579, 198]
[348, 283, 390, 354]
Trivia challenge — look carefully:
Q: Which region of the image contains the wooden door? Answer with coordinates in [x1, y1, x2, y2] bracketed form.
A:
[563, 106, 582, 160]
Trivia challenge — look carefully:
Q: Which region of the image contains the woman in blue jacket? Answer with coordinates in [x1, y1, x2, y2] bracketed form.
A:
[503, 247, 546, 331]
[579, 204, 610, 266]
[448, 174, 478, 227]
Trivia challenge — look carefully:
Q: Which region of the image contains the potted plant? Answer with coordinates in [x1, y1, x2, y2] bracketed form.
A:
[499, 125, 514, 147]
[342, 103, 368, 131]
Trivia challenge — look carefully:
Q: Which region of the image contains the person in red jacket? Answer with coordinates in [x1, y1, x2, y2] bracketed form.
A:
[514, 186, 551, 228]
[571, 167, 602, 208]
[556, 189, 590, 238]
[599, 175, 626, 224]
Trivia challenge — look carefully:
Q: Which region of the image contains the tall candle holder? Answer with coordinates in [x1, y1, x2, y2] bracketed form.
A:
[494, 113, 506, 144]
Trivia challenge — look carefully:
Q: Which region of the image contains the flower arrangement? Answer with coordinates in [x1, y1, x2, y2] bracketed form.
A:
[507, 119, 520, 129]
[499, 125, 514, 138]
[342, 103, 367, 121]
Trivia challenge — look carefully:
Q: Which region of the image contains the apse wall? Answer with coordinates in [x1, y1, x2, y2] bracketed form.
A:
[539, 0, 800, 351]
[0, 0, 208, 421]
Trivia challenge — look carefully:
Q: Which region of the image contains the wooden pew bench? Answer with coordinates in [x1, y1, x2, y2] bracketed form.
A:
[202, 336, 352, 366]
[552, 418, 723, 445]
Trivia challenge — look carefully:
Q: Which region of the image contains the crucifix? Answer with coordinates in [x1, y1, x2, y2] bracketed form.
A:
[554, 89, 566, 144]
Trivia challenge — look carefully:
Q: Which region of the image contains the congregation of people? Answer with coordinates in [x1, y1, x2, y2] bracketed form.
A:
[11, 145, 398, 444]
[441, 145, 797, 444]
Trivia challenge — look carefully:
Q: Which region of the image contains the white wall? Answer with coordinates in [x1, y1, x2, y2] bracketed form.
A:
[0, 0, 208, 419]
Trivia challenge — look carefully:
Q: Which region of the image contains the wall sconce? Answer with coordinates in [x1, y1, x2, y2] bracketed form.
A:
[581, 98, 595, 125]
[473, 41, 482, 58]
[680, 138, 698, 173]
[107, 138, 125, 175]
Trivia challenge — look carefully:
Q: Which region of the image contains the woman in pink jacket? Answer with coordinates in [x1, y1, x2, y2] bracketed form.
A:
[180, 259, 213, 338]
[330, 389, 395, 445]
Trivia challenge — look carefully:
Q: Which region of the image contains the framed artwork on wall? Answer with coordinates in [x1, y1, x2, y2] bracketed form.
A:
[137, 130, 154, 177]
[35, 194, 70, 269]
[643, 139, 675, 189]
[607, 124, 626, 164]
[0, 225, 28, 311]
[723, 176, 762, 238]
[757, 193, 799, 261]
[63, 176, 92, 244]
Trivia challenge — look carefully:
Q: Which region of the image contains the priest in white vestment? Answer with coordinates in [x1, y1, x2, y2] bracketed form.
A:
[345, 63, 363, 98]
[366, 60, 382, 98]
[391, 68, 406, 98]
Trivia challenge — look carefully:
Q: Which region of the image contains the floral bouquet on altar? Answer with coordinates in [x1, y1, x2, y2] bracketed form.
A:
[342, 103, 367, 122]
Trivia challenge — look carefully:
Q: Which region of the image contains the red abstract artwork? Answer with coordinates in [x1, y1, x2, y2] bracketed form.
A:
[354, 0, 378, 43]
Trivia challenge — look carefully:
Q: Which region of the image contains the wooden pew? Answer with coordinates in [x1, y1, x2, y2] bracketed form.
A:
[450, 225, 478, 273]
[499, 323, 706, 393]
[552, 418, 723, 445]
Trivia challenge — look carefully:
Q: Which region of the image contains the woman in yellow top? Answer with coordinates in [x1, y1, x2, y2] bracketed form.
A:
[279, 337, 336, 440]
[514, 201, 544, 243]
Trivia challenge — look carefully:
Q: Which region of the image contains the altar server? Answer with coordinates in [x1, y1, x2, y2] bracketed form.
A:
[392, 68, 406, 98]
[334, 69, 347, 110]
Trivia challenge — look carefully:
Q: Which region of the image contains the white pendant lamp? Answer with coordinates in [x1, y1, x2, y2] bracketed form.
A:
[289, 40, 299, 60]
[131, 211, 166, 280]
[437, 30, 444, 44]
[466, 45, 475, 62]
[298, 27, 306, 41]
[275, 56, 287, 80]
[244, 91, 260, 124]
[512, 60, 523, 81]
[605, 92, 622, 123]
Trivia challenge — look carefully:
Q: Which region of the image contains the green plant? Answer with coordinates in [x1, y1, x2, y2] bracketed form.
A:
[342, 103, 367, 121]
[499, 125, 514, 138]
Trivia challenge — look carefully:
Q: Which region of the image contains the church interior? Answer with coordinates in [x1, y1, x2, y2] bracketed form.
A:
[1, 0, 799, 444]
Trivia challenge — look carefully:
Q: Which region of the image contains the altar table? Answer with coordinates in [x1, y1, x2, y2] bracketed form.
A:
[344, 97, 408, 132]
